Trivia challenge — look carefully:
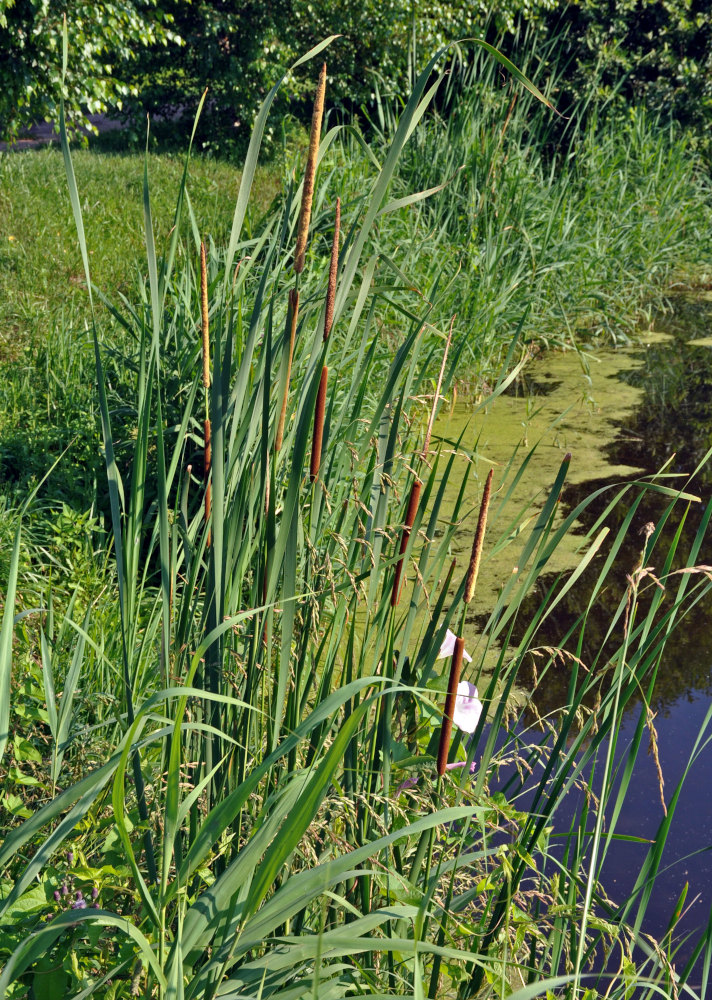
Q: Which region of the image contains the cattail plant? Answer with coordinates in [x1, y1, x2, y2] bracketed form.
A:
[390, 478, 423, 606]
[437, 468, 493, 776]
[294, 63, 327, 274]
[310, 366, 328, 483]
[463, 466, 493, 603]
[323, 197, 340, 341]
[309, 199, 340, 481]
[200, 241, 212, 545]
[390, 325, 452, 608]
[422, 316, 454, 461]
[436, 635, 466, 776]
[275, 288, 299, 453]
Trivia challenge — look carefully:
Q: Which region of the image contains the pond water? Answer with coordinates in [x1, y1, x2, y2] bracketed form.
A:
[435, 293, 712, 983]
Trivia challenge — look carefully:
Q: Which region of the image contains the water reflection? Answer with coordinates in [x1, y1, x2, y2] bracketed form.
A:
[509, 293, 712, 717]
[467, 292, 712, 981]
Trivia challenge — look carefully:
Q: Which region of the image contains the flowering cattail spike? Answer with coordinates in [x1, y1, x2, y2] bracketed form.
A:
[294, 63, 327, 274]
[200, 241, 210, 388]
[463, 468, 493, 605]
[437, 635, 465, 776]
[310, 365, 328, 482]
[276, 288, 300, 452]
[390, 478, 423, 607]
[323, 197, 340, 341]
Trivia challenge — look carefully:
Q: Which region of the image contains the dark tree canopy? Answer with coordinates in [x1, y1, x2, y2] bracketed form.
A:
[1, 0, 710, 151]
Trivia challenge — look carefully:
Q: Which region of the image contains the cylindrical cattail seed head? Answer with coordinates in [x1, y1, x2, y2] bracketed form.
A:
[437, 635, 465, 777]
[463, 468, 493, 604]
[323, 197, 340, 341]
[200, 241, 210, 388]
[310, 365, 328, 482]
[276, 288, 300, 453]
[294, 63, 327, 274]
[390, 478, 423, 607]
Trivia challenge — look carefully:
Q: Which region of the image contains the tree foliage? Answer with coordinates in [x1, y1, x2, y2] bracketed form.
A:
[121, 0, 290, 154]
[0, 0, 177, 141]
[1, 0, 710, 152]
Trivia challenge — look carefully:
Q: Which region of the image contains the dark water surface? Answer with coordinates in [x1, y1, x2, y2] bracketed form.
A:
[563, 295, 712, 983]
[507, 294, 712, 984]
[437, 293, 712, 986]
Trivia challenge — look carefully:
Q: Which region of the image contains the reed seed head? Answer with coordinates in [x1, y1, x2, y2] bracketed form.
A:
[464, 468, 493, 604]
[324, 197, 340, 341]
[294, 62, 327, 274]
[200, 241, 210, 388]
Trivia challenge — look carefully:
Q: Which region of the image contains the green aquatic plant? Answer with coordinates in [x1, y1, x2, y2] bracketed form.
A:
[1, 27, 712, 1000]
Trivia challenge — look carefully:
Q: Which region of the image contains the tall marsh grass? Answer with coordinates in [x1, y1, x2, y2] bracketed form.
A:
[1, 35, 712, 1000]
[366, 43, 712, 376]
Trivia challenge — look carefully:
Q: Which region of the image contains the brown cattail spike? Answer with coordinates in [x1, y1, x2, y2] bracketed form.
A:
[390, 478, 423, 607]
[310, 365, 328, 482]
[294, 63, 327, 274]
[464, 468, 493, 604]
[276, 289, 300, 453]
[323, 197, 340, 341]
[200, 241, 210, 388]
[465, 469, 494, 604]
[437, 636, 465, 776]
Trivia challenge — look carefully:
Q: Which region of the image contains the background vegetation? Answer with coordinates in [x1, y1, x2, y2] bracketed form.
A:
[1, 8, 712, 1000]
[2, 0, 711, 157]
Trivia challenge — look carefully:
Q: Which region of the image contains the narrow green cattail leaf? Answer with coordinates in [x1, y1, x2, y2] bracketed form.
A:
[276, 288, 299, 453]
[390, 478, 422, 607]
[437, 635, 465, 776]
[294, 63, 327, 273]
[463, 467, 493, 604]
[310, 365, 328, 482]
[0, 525, 21, 768]
[204, 417, 212, 546]
[200, 241, 210, 388]
[323, 197, 340, 341]
[422, 315, 453, 459]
